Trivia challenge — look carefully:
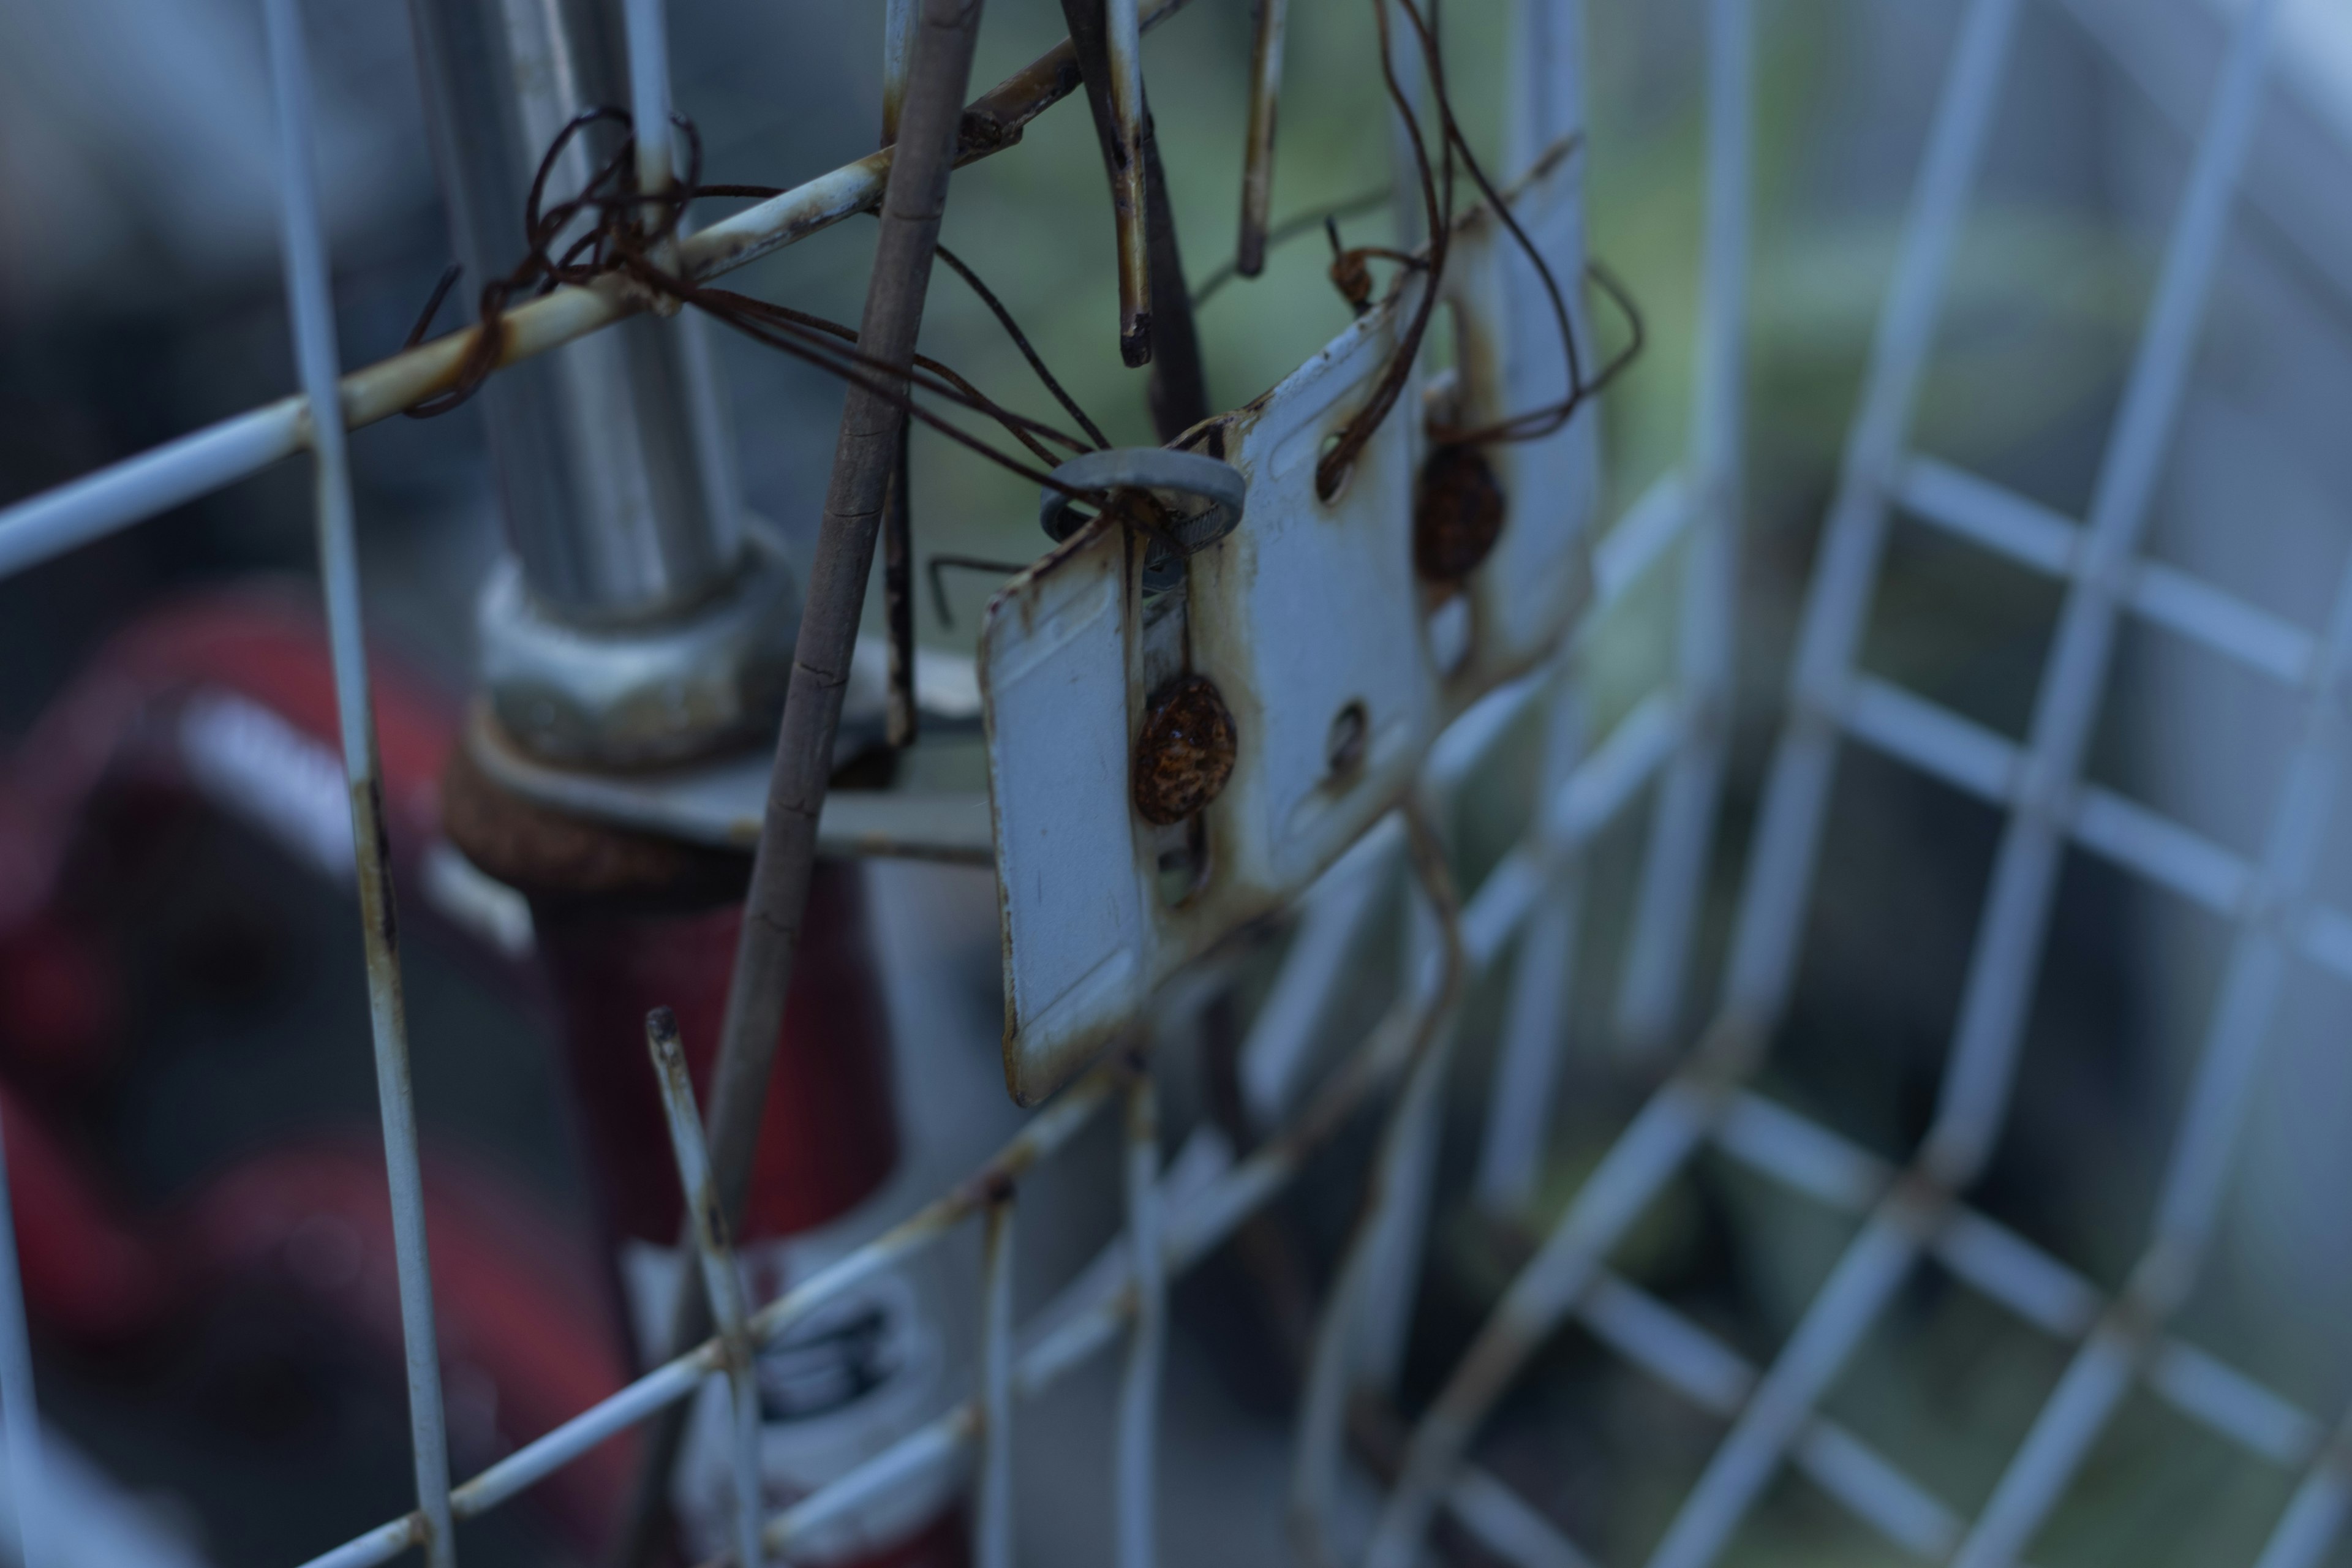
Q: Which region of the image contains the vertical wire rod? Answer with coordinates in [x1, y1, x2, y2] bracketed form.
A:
[1114, 1066, 1166, 1568]
[262, 0, 456, 1560]
[1921, 0, 2278, 1182]
[620, 3, 989, 1556]
[645, 1009, 766, 1568]
[1292, 804, 1462, 1567]
[1719, 0, 2023, 1019]
[1613, 0, 1750, 1054]
[977, 1195, 1018, 1568]
[1476, 663, 1588, 1211]
[1105, 0, 1153, 364]
[0, 1114, 52, 1568]
[1235, 0, 1290, 276]
[622, 0, 683, 293]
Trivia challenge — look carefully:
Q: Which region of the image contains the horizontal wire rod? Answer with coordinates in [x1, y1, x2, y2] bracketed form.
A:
[0, 0, 1200, 582]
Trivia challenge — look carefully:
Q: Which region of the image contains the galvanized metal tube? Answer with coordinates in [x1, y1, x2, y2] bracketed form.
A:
[265, 1, 457, 1562]
[1114, 1069, 1166, 1568]
[0, 1114, 53, 1568]
[644, 1010, 764, 1568]
[407, 0, 730, 624]
[0, 0, 1208, 587]
[977, 1196, 1018, 1568]
[881, 0, 919, 747]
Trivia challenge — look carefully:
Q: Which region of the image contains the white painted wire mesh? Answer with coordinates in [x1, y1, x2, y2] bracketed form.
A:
[0, 0, 2347, 1565]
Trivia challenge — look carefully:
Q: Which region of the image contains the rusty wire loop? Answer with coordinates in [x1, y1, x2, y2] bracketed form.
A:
[1190, 184, 1393, 307]
[1314, 0, 1644, 500]
[401, 105, 1117, 501]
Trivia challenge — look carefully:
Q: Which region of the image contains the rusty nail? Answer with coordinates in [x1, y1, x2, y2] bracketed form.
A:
[1132, 674, 1238, 826]
[1412, 442, 1506, 582]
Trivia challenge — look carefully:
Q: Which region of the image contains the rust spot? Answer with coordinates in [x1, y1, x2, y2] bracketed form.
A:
[1131, 676, 1238, 826]
[1413, 443, 1506, 582]
[353, 778, 401, 957]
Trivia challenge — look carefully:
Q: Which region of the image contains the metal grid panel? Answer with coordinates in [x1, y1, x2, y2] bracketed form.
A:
[1370, 5, 2352, 1568]
[0, 0, 2340, 1566]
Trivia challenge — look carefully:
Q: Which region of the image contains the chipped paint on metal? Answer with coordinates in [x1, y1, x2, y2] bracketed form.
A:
[981, 134, 1597, 1104]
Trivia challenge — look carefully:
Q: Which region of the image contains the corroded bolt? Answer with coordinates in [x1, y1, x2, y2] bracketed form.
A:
[1132, 675, 1238, 826]
[1413, 443, 1506, 582]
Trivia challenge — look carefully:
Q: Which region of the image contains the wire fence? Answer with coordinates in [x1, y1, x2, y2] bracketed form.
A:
[0, 1, 2346, 1566]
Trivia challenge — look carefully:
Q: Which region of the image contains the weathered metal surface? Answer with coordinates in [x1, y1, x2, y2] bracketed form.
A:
[980, 132, 1594, 1103]
[1130, 676, 1238, 825]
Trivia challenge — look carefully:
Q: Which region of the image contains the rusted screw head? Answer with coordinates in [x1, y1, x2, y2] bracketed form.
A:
[1132, 676, 1238, 826]
[1413, 443, 1506, 582]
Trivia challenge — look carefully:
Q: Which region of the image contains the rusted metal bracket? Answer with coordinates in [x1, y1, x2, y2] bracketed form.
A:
[462, 638, 993, 865]
[981, 133, 1596, 1103]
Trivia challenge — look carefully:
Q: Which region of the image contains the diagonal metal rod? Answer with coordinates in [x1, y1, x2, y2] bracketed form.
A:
[611, 3, 987, 1560]
[264, 0, 457, 1562]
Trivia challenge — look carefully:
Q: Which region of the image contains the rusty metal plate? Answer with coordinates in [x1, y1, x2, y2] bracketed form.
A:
[982, 136, 1595, 1104]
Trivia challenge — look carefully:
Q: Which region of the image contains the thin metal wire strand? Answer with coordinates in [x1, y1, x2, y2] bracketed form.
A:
[1613, 0, 1749, 1055]
[263, 2, 458, 1564]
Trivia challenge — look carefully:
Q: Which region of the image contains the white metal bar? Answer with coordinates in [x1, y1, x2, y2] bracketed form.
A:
[1645, 1210, 1918, 1568]
[1578, 1276, 1965, 1560]
[0, 407, 303, 581]
[1616, 0, 1751, 1054]
[1712, 1091, 1883, 1212]
[646, 1011, 764, 1568]
[1446, 1468, 1600, 1568]
[1590, 470, 1693, 613]
[1929, 1208, 2101, 1340]
[1240, 818, 1400, 1123]
[1722, 0, 2024, 1022]
[1352, 867, 1454, 1387]
[1294, 812, 1463, 1561]
[1363, 1081, 1718, 1568]
[2254, 1417, 2352, 1568]
[624, 0, 675, 200]
[1923, 0, 2277, 1186]
[1477, 666, 1589, 1213]
[263, 3, 458, 1563]
[2146, 1341, 2323, 1468]
[977, 1196, 1017, 1568]
[0, 1114, 52, 1568]
[1838, 671, 2352, 984]
[882, 0, 917, 139]
[1114, 1071, 1165, 1568]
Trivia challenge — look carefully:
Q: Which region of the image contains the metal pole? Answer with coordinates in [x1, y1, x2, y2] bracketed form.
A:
[615, 3, 987, 1555]
[265, 0, 458, 1561]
